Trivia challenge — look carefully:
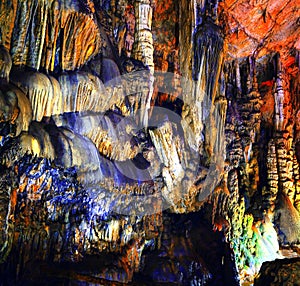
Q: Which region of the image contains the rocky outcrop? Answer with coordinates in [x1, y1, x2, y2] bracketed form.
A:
[255, 258, 300, 286]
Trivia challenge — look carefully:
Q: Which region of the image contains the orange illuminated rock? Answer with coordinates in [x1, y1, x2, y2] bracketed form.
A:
[0, 0, 101, 71]
[223, 0, 299, 62]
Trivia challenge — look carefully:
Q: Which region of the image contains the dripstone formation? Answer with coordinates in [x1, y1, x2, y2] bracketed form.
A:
[0, 0, 299, 285]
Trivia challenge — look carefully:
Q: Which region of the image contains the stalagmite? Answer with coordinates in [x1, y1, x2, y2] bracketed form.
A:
[276, 139, 295, 203]
[149, 120, 199, 212]
[0, 155, 162, 282]
[274, 66, 285, 131]
[0, 168, 15, 262]
[52, 128, 105, 186]
[149, 121, 185, 196]
[293, 154, 300, 213]
[265, 139, 278, 214]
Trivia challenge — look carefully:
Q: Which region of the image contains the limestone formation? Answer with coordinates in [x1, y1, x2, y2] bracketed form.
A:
[0, 83, 32, 141]
[0, 0, 101, 71]
[255, 258, 300, 286]
[132, 0, 155, 127]
[56, 113, 142, 161]
[11, 70, 63, 121]
[0, 0, 300, 285]
[58, 72, 107, 114]
[132, 0, 154, 73]
[0, 45, 12, 81]
[265, 139, 278, 214]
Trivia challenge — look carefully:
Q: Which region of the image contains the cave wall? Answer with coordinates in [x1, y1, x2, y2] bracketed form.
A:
[0, 0, 299, 285]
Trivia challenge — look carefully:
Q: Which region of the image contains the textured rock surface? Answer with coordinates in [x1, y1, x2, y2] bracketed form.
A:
[254, 258, 300, 286]
[0, 0, 299, 285]
[0, 83, 32, 141]
[223, 0, 300, 59]
[0, 155, 161, 283]
[0, 45, 12, 81]
[0, 0, 101, 71]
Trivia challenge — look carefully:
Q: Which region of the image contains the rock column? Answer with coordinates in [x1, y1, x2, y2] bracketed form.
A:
[133, 0, 154, 127]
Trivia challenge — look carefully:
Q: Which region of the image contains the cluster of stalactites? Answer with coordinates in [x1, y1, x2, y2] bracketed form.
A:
[0, 155, 162, 282]
[262, 54, 300, 222]
[181, 0, 225, 160]
[0, 0, 101, 71]
[0, 44, 151, 188]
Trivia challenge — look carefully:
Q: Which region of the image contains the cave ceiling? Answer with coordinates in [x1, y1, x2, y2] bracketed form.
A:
[224, 0, 299, 59]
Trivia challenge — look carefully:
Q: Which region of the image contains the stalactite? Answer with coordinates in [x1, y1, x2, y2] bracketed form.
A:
[0, 0, 17, 50]
[60, 8, 101, 71]
[10, 0, 48, 70]
[58, 72, 106, 114]
[183, 0, 225, 160]
[179, 0, 194, 99]
[59, 113, 142, 161]
[48, 75, 63, 116]
[0, 0, 299, 284]
[11, 70, 62, 121]
[132, 0, 155, 127]
[1, 0, 101, 71]
[132, 0, 154, 73]
[43, 0, 61, 72]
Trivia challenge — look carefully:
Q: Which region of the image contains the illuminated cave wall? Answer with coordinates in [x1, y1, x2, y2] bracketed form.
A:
[0, 0, 299, 285]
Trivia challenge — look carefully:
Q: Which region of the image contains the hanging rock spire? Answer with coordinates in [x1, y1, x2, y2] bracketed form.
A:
[132, 0, 155, 127]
